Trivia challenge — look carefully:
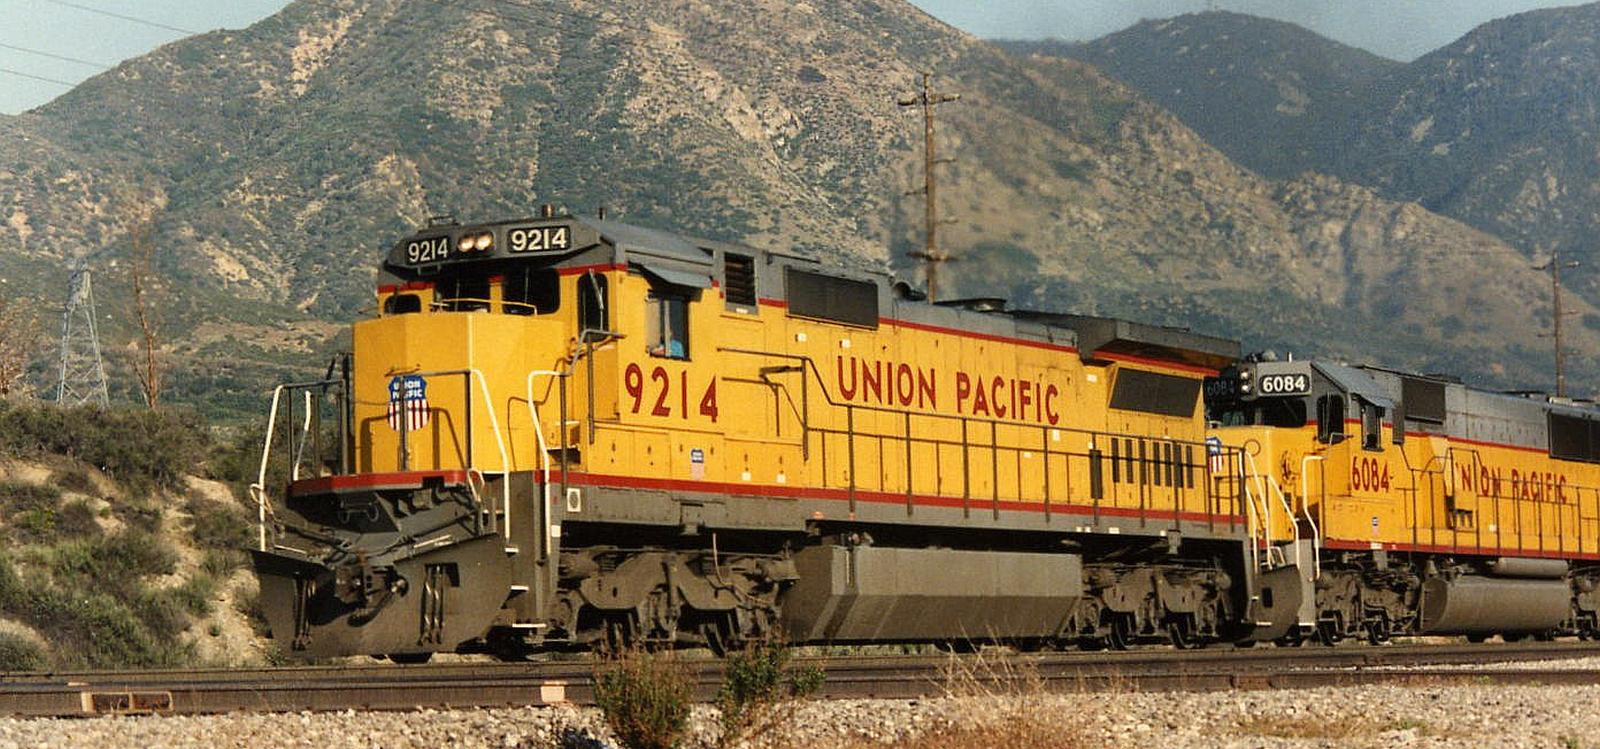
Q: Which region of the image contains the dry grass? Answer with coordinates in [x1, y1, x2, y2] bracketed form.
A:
[828, 650, 1095, 749]
[1234, 714, 1453, 740]
[831, 712, 1094, 749]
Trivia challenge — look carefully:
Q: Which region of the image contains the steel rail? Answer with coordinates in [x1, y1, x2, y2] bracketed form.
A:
[3, 643, 1598, 718]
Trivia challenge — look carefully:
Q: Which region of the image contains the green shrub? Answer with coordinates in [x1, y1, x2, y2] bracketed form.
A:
[12, 585, 190, 669]
[169, 573, 218, 617]
[715, 639, 824, 747]
[112, 501, 163, 534]
[55, 500, 101, 539]
[594, 649, 694, 749]
[202, 548, 245, 578]
[0, 401, 208, 496]
[132, 588, 190, 633]
[50, 531, 177, 601]
[10, 508, 56, 544]
[0, 481, 61, 515]
[49, 465, 100, 496]
[0, 631, 46, 672]
[186, 497, 252, 551]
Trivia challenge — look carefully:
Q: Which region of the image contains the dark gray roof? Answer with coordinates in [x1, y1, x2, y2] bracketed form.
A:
[1315, 362, 1394, 408]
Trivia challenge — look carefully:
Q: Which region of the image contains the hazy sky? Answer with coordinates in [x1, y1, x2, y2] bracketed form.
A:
[0, 0, 1573, 115]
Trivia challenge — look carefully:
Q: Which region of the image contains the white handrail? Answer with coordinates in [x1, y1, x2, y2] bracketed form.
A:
[1242, 450, 1273, 563]
[1239, 456, 1262, 573]
[292, 389, 315, 481]
[465, 368, 512, 541]
[1300, 455, 1325, 580]
[252, 384, 291, 552]
[526, 370, 566, 553]
[1243, 450, 1300, 569]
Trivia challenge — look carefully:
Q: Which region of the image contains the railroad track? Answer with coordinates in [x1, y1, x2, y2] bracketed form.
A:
[5, 643, 1600, 718]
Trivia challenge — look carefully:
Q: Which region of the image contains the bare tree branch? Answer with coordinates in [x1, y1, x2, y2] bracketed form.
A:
[129, 220, 164, 409]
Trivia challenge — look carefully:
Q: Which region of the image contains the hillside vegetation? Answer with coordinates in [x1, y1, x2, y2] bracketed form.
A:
[0, 401, 265, 670]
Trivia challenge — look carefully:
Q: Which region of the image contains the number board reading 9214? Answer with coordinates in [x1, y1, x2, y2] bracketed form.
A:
[404, 236, 450, 264]
[507, 225, 572, 253]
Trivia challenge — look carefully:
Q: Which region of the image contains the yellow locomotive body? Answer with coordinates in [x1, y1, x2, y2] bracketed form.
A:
[1208, 360, 1600, 641]
[251, 212, 1264, 658]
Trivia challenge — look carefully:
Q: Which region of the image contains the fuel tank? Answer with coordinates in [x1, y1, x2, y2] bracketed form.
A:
[1419, 575, 1570, 636]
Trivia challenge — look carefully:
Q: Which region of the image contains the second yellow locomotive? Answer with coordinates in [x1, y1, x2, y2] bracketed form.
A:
[1208, 357, 1600, 642]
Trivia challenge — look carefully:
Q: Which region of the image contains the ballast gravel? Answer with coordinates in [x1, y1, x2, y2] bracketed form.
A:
[5, 680, 1600, 748]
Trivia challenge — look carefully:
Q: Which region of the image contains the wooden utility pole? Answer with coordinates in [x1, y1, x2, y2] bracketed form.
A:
[898, 72, 959, 302]
[1537, 249, 1579, 398]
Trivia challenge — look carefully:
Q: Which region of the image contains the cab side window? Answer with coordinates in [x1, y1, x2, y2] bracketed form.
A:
[647, 291, 689, 359]
[1360, 400, 1383, 451]
[579, 272, 609, 337]
[1316, 395, 1346, 444]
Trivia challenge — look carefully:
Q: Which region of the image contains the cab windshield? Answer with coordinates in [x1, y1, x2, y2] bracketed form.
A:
[1210, 397, 1307, 428]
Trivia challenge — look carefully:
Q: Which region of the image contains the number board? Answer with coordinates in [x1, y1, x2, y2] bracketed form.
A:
[507, 224, 572, 253]
[1257, 373, 1311, 396]
[403, 235, 450, 265]
[1203, 377, 1238, 401]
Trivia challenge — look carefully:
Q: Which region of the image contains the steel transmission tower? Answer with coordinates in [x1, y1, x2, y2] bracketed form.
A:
[55, 263, 110, 406]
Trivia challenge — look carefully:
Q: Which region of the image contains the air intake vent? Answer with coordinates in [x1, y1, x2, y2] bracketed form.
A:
[724, 253, 757, 307]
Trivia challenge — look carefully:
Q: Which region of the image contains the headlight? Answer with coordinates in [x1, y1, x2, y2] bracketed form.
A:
[474, 233, 493, 251]
[457, 235, 475, 252]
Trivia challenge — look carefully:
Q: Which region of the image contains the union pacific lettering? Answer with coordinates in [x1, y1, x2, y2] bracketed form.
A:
[834, 355, 1063, 425]
[1456, 462, 1571, 504]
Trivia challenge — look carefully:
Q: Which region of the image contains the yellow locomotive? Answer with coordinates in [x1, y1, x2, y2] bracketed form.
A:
[1207, 357, 1600, 642]
[249, 208, 1265, 659]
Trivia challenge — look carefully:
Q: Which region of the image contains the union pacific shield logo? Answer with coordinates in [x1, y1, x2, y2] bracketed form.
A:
[387, 375, 430, 432]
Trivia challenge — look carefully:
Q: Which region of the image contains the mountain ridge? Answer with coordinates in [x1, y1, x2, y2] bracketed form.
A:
[0, 0, 1589, 416]
[1038, 5, 1600, 319]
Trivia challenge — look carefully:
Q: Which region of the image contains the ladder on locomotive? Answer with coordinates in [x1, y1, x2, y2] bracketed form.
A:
[1240, 451, 1323, 634]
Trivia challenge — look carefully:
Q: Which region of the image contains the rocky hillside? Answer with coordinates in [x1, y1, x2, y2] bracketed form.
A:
[0, 0, 1590, 405]
[1336, 3, 1600, 284]
[1003, 13, 1399, 181]
[1039, 5, 1600, 333]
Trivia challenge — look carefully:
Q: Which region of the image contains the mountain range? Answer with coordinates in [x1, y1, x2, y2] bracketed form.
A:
[0, 0, 1595, 417]
[1025, 5, 1600, 306]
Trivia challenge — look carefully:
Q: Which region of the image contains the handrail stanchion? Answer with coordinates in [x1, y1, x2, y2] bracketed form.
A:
[526, 370, 567, 563]
[252, 385, 289, 553]
[1301, 455, 1325, 580]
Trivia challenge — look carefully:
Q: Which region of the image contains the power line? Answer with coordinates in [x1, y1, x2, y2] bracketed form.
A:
[0, 66, 76, 86]
[44, 0, 198, 35]
[0, 42, 112, 69]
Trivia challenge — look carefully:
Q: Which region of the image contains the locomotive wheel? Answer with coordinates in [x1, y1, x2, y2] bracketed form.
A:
[1166, 614, 1201, 650]
[1364, 614, 1390, 645]
[1315, 615, 1342, 646]
[699, 613, 734, 657]
[1106, 614, 1133, 651]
